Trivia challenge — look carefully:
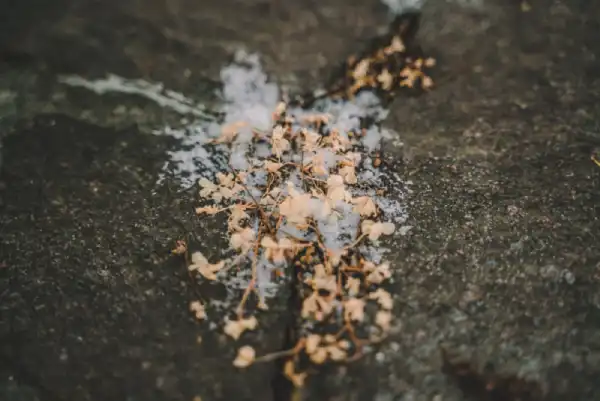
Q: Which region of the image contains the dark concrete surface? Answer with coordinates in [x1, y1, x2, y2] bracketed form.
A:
[1, 0, 600, 401]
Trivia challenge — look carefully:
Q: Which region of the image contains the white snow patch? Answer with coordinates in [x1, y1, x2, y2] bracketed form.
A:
[59, 74, 211, 118]
[380, 0, 484, 14]
[381, 0, 424, 14]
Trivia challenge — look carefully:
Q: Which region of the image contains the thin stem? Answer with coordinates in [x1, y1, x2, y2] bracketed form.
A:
[344, 233, 367, 250]
[236, 278, 255, 318]
[253, 348, 296, 363]
[228, 164, 275, 235]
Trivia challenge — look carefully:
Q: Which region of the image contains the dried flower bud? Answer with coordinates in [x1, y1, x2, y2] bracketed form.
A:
[233, 346, 255, 368]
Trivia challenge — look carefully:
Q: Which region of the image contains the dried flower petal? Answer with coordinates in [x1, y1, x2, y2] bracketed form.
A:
[326, 174, 351, 203]
[399, 67, 421, 88]
[309, 151, 329, 177]
[352, 196, 378, 217]
[301, 292, 333, 321]
[323, 334, 336, 344]
[344, 298, 365, 322]
[365, 261, 392, 284]
[265, 161, 283, 173]
[302, 129, 321, 152]
[188, 252, 225, 281]
[271, 126, 290, 157]
[301, 113, 332, 125]
[305, 334, 321, 354]
[339, 165, 357, 184]
[261, 236, 296, 265]
[424, 58, 436, 67]
[313, 275, 337, 294]
[353, 58, 370, 80]
[224, 316, 257, 340]
[309, 347, 328, 364]
[377, 69, 394, 91]
[228, 205, 249, 231]
[233, 345, 255, 368]
[279, 183, 313, 226]
[375, 310, 392, 331]
[199, 178, 218, 198]
[189, 301, 206, 320]
[345, 276, 361, 296]
[241, 315, 258, 330]
[327, 345, 346, 361]
[361, 220, 395, 241]
[388, 35, 405, 53]
[369, 288, 393, 310]
[284, 360, 307, 388]
[196, 206, 221, 215]
[273, 102, 286, 119]
[214, 121, 247, 144]
[421, 75, 434, 89]
[230, 227, 255, 252]
[216, 172, 234, 187]
[224, 319, 244, 340]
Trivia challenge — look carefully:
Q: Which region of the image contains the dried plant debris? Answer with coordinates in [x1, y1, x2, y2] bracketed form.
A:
[175, 11, 436, 389]
[293, 12, 435, 109]
[441, 348, 546, 401]
[186, 101, 398, 384]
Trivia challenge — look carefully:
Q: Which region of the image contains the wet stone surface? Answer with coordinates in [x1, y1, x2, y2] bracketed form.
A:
[1, 0, 600, 401]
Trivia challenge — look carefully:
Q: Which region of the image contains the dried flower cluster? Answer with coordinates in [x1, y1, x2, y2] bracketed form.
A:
[185, 99, 407, 387]
[180, 12, 435, 388]
[339, 37, 435, 97]
[295, 13, 434, 108]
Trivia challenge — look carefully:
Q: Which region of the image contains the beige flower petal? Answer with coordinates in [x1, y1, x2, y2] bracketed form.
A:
[375, 311, 392, 331]
[344, 298, 365, 322]
[189, 301, 206, 320]
[230, 228, 255, 252]
[274, 102, 286, 118]
[389, 35, 405, 53]
[265, 161, 283, 173]
[190, 252, 208, 266]
[339, 165, 357, 184]
[369, 288, 394, 310]
[224, 317, 257, 340]
[215, 121, 247, 144]
[345, 276, 361, 296]
[309, 347, 328, 364]
[284, 360, 307, 388]
[198, 178, 217, 198]
[241, 316, 258, 330]
[377, 69, 394, 91]
[224, 319, 244, 340]
[233, 345, 255, 368]
[352, 196, 377, 217]
[327, 345, 346, 361]
[196, 206, 221, 215]
[353, 59, 370, 80]
[305, 334, 321, 355]
[361, 220, 395, 241]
